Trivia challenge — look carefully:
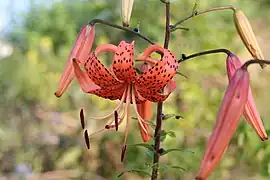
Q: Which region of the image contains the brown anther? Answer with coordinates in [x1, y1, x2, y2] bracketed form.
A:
[121, 145, 127, 162]
[105, 125, 110, 129]
[114, 111, 119, 131]
[84, 130, 90, 149]
[80, 109, 85, 129]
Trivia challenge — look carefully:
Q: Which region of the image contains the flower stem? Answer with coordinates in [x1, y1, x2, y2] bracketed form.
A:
[243, 59, 270, 69]
[151, 2, 171, 180]
[179, 48, 232, 63]
[88, 19, 155, 44]
[170, 6, 236, 30]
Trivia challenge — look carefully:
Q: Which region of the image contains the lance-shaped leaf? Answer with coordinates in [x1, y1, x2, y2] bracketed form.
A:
[227, 53, 268, 140]
[234, 10, 264, 68]
[55, 24, 95, 97]
[197, 67, 249, 179]
[120, 0, 134, 27]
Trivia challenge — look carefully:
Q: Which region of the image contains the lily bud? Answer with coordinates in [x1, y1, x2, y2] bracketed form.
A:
[197, 67, 249, 179]
[226, 53, 268, 140]
[234, 10, 265, 68]
[55, 24, 95, 97]
[121, 0, 134, 27]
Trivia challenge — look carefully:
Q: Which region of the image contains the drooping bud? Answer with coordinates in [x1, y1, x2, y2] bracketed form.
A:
[120, 0, 134, 27]
[55, 24, 95, 97]
[226, 53, 268, 140]
[197, 67, 249, 179]
[234, 10, 265, 68]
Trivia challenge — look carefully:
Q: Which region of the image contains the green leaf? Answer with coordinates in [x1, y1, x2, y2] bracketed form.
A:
[163, 114, 183, 120]
[159, 164, 186, 173]
[176, 71, 188, 79]
[167, 131, 176, 138]
[160, 130, 176, 141]
[117, 169, 151, 177]
[160, 148, 194, 156]
[130, 143, 154, 151]
[160, 130, 167, 142]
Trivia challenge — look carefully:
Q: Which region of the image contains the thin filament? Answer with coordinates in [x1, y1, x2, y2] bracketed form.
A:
[88, 85, 127, 120]
[131, 85, 148, 134]
[123, 84, 131, 146]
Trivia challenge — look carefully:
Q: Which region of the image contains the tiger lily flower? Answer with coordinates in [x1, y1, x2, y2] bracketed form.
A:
[226, 53, 268, 140]
[55, 24, 95, 97]
[197, 66, 250, 179]
[71, 40, 178, 158]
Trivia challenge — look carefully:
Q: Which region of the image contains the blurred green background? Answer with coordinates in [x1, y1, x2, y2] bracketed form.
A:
[1, 0, 270, 179]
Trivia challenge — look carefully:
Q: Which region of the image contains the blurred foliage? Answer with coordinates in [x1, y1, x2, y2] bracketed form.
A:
[1, 0, 270, 179]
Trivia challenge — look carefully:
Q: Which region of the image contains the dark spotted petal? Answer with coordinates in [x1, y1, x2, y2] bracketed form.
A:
[112, 41, 136, 82]
[84, 44, 121, 88]
[135, 45, 178, 101]
[90, 84, 126, 100]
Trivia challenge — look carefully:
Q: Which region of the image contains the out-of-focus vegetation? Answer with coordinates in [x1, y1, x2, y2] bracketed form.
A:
[1, 0, 270, 179]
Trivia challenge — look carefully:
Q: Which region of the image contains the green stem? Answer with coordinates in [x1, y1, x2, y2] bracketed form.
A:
[170, 6, 236, 30]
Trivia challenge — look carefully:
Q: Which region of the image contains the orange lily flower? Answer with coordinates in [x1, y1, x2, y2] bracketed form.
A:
[226, 53, 268, 140]
[197, 67, 250, 179]
[58, 40, 178, 158]
[55, 24, 95, 97]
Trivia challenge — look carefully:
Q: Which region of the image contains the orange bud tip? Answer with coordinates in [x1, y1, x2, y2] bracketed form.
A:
[260, 136, 268, 141]
[54, 92, 61, 98]
[195, 177, 204, 180]
[121, 145, 127, 162]
[80, 109, 85, 129]
[84, 130, 90, 149]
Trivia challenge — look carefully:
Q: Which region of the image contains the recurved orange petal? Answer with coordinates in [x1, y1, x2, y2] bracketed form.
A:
[55, 24, 95, 97]
[135, 45, 178, 101]
[72, 58, 100, 93]
[112, 41, 136, 82]
[84, 44, 121, 88]
[197, 67, 249, 179]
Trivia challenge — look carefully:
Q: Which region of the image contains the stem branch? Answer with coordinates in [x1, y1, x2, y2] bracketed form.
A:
[179, 48, 232, 63]
[170, 6, 236, 30]
[89, 19, 155, 44]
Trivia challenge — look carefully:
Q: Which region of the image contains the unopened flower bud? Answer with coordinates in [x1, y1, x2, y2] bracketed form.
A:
[120, 0, 134, 27]
[234, 10, 265, 68]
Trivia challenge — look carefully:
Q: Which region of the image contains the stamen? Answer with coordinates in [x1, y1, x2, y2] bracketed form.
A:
[84, 130, 90, 149]
[122, 85, 131, 162]
[88, 86, 127, 120]
[80, 109, 85, 129]
[121, 145, 127, 162]
[104, 91, 128, 129]
[89, 128, 106, 137]
[131, 85, 149, 134]
[114, 111, 119, 131]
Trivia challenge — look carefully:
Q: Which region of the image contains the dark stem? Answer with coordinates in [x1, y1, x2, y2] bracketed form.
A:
[243, 59, 270, 69]
[151, 2, 171, 180]
[179, 48, 232, 63]
[89, 19, 154, 44]
[170, 6, 236, 30]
